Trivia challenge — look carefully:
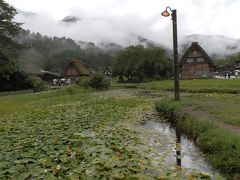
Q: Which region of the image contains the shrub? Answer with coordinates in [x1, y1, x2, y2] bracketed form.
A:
[0, 70, 35, 91]
[155, 100, 182, 121]
[78, 74, 110, 90]
[77, 76, 91, 88]
[30, 76, 47, 92]
[89, 73, 111, 90]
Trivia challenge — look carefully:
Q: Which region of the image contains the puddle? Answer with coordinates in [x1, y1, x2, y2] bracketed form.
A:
[142, 120, 219, 174]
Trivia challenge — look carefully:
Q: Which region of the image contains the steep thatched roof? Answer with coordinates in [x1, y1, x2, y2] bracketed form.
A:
[64, 60, 90, 76]
[104, 66, 112, 76]
[180, 42, 215, 67]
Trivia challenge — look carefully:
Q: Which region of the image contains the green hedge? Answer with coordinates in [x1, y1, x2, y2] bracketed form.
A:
[78, 74, 111, 90]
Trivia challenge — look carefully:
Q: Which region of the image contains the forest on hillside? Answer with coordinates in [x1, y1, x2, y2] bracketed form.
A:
[1, 0, 240, 91]
[0, 0, 173, 91]
[15, 30, 117, 73]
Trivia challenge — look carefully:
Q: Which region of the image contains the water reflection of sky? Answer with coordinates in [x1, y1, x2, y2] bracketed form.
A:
[142, 121, 219, 174]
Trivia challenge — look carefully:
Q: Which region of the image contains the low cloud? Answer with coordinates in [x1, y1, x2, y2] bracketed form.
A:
[13, 0, 240, 58]
[16, 10, 173, 47]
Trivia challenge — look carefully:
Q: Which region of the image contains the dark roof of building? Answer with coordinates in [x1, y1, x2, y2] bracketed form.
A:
[31, 70, 61, 77]
[104, 66, 112, 75]
[39, 70, 61, 77]
[215, 60, 240, 70]
[180, 42, 215, 66]
[64, 60, 90, 76]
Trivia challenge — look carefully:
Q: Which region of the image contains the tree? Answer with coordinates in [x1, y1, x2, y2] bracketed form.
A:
[0, 0, 26, 91]
[0, 0, 21, 56]
[0, 52, 16, 80]
[113, 45, 172, 82]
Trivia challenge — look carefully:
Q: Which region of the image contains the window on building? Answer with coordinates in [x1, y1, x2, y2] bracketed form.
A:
[187, 58, 193, 63]
[193, 50, 198, 55]
[197, 57, 204, 62]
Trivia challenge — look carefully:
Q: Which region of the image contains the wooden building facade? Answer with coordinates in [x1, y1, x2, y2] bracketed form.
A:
[180, 42, 215, 79]
[221, 60, 240, 71]
[64, 60, 90, 84]
[31, 70, 61, 85]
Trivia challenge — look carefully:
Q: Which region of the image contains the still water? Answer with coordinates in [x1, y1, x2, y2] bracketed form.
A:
[142, 120, 219, 174]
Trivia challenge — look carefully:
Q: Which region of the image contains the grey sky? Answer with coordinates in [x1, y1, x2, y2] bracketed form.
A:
[5, 0, 240, 48]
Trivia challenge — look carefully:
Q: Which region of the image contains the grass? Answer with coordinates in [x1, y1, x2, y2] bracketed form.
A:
[114, 78, 240, 126]
[184, 93, 240, 126]
[0, 86, 217, 179]
[113, 78, 240, 93]
[156, 100, 240, 178]
[0, 90, 33, 97]
[154, 92, 240, 126]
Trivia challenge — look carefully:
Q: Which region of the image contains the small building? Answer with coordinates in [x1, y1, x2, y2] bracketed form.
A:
[30, 70, 61, 85]
[180, 42, 215, 79]
[104, 66, 112, 77]
[64, 60, 90, 84]
[215, 60, 240, 78]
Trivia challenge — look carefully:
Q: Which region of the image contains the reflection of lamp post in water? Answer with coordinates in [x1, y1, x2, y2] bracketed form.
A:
[175, 128, 182, 167]
[161, 7, 180, 100]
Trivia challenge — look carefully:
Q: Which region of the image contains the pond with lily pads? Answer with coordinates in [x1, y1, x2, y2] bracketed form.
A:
[0, 88, 224, 179]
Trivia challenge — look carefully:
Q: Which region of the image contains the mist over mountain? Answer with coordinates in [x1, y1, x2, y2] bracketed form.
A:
[15, 30, 119, 74]
[180, 34, 240, 59]
[15, 10, 240, 62]
[17, 9, 37, 18]
[61, 16, 81, 23]
[58, 14, 240, 60]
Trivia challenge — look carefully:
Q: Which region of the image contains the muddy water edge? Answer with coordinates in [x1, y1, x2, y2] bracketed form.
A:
[141, 111, 222, 177]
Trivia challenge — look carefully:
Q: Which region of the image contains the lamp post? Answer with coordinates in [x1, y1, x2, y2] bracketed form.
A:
[161, 7, 180, 100]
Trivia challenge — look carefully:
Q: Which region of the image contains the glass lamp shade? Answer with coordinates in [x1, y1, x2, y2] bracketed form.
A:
[161, 10, 170, 17]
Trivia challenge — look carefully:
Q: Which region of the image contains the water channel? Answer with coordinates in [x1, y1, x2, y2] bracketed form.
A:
[142, 119, 220, 175]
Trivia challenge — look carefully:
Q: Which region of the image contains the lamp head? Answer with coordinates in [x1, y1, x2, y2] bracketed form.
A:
[161, 9, 170, 17]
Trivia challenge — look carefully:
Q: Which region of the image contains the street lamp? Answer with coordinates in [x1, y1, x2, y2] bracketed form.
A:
[161, 6, 180, 100]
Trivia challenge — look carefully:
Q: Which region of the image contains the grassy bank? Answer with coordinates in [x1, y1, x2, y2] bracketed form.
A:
[0, 87, 218, 179]
[183, 93, 240, 126]
[113, 78, 240, 126]
[156, 100, 240, 178]
[113, 79, 240, 94]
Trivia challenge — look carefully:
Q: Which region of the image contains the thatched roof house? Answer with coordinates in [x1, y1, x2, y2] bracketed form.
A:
[64, 60, 90, 83]
[64, 60, 90, 76]
[180, 42, 215, 79]
[104, 66, 112, 76]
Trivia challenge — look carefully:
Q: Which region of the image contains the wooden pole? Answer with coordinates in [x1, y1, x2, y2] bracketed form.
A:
[171, 10, 180, 100]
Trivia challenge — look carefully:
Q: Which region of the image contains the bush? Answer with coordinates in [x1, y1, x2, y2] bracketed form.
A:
[30, 76, 47, 92]
[0, 70, 35, 92]
[89, 74, 111, 90]
[198, 129, 240, 175]
[155, 100, 182, 121]
[78, 74, 110, 90]
[77, 76, 91, 88]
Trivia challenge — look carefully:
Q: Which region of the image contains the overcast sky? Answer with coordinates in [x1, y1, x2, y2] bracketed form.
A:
[5, 0, 240, 48]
